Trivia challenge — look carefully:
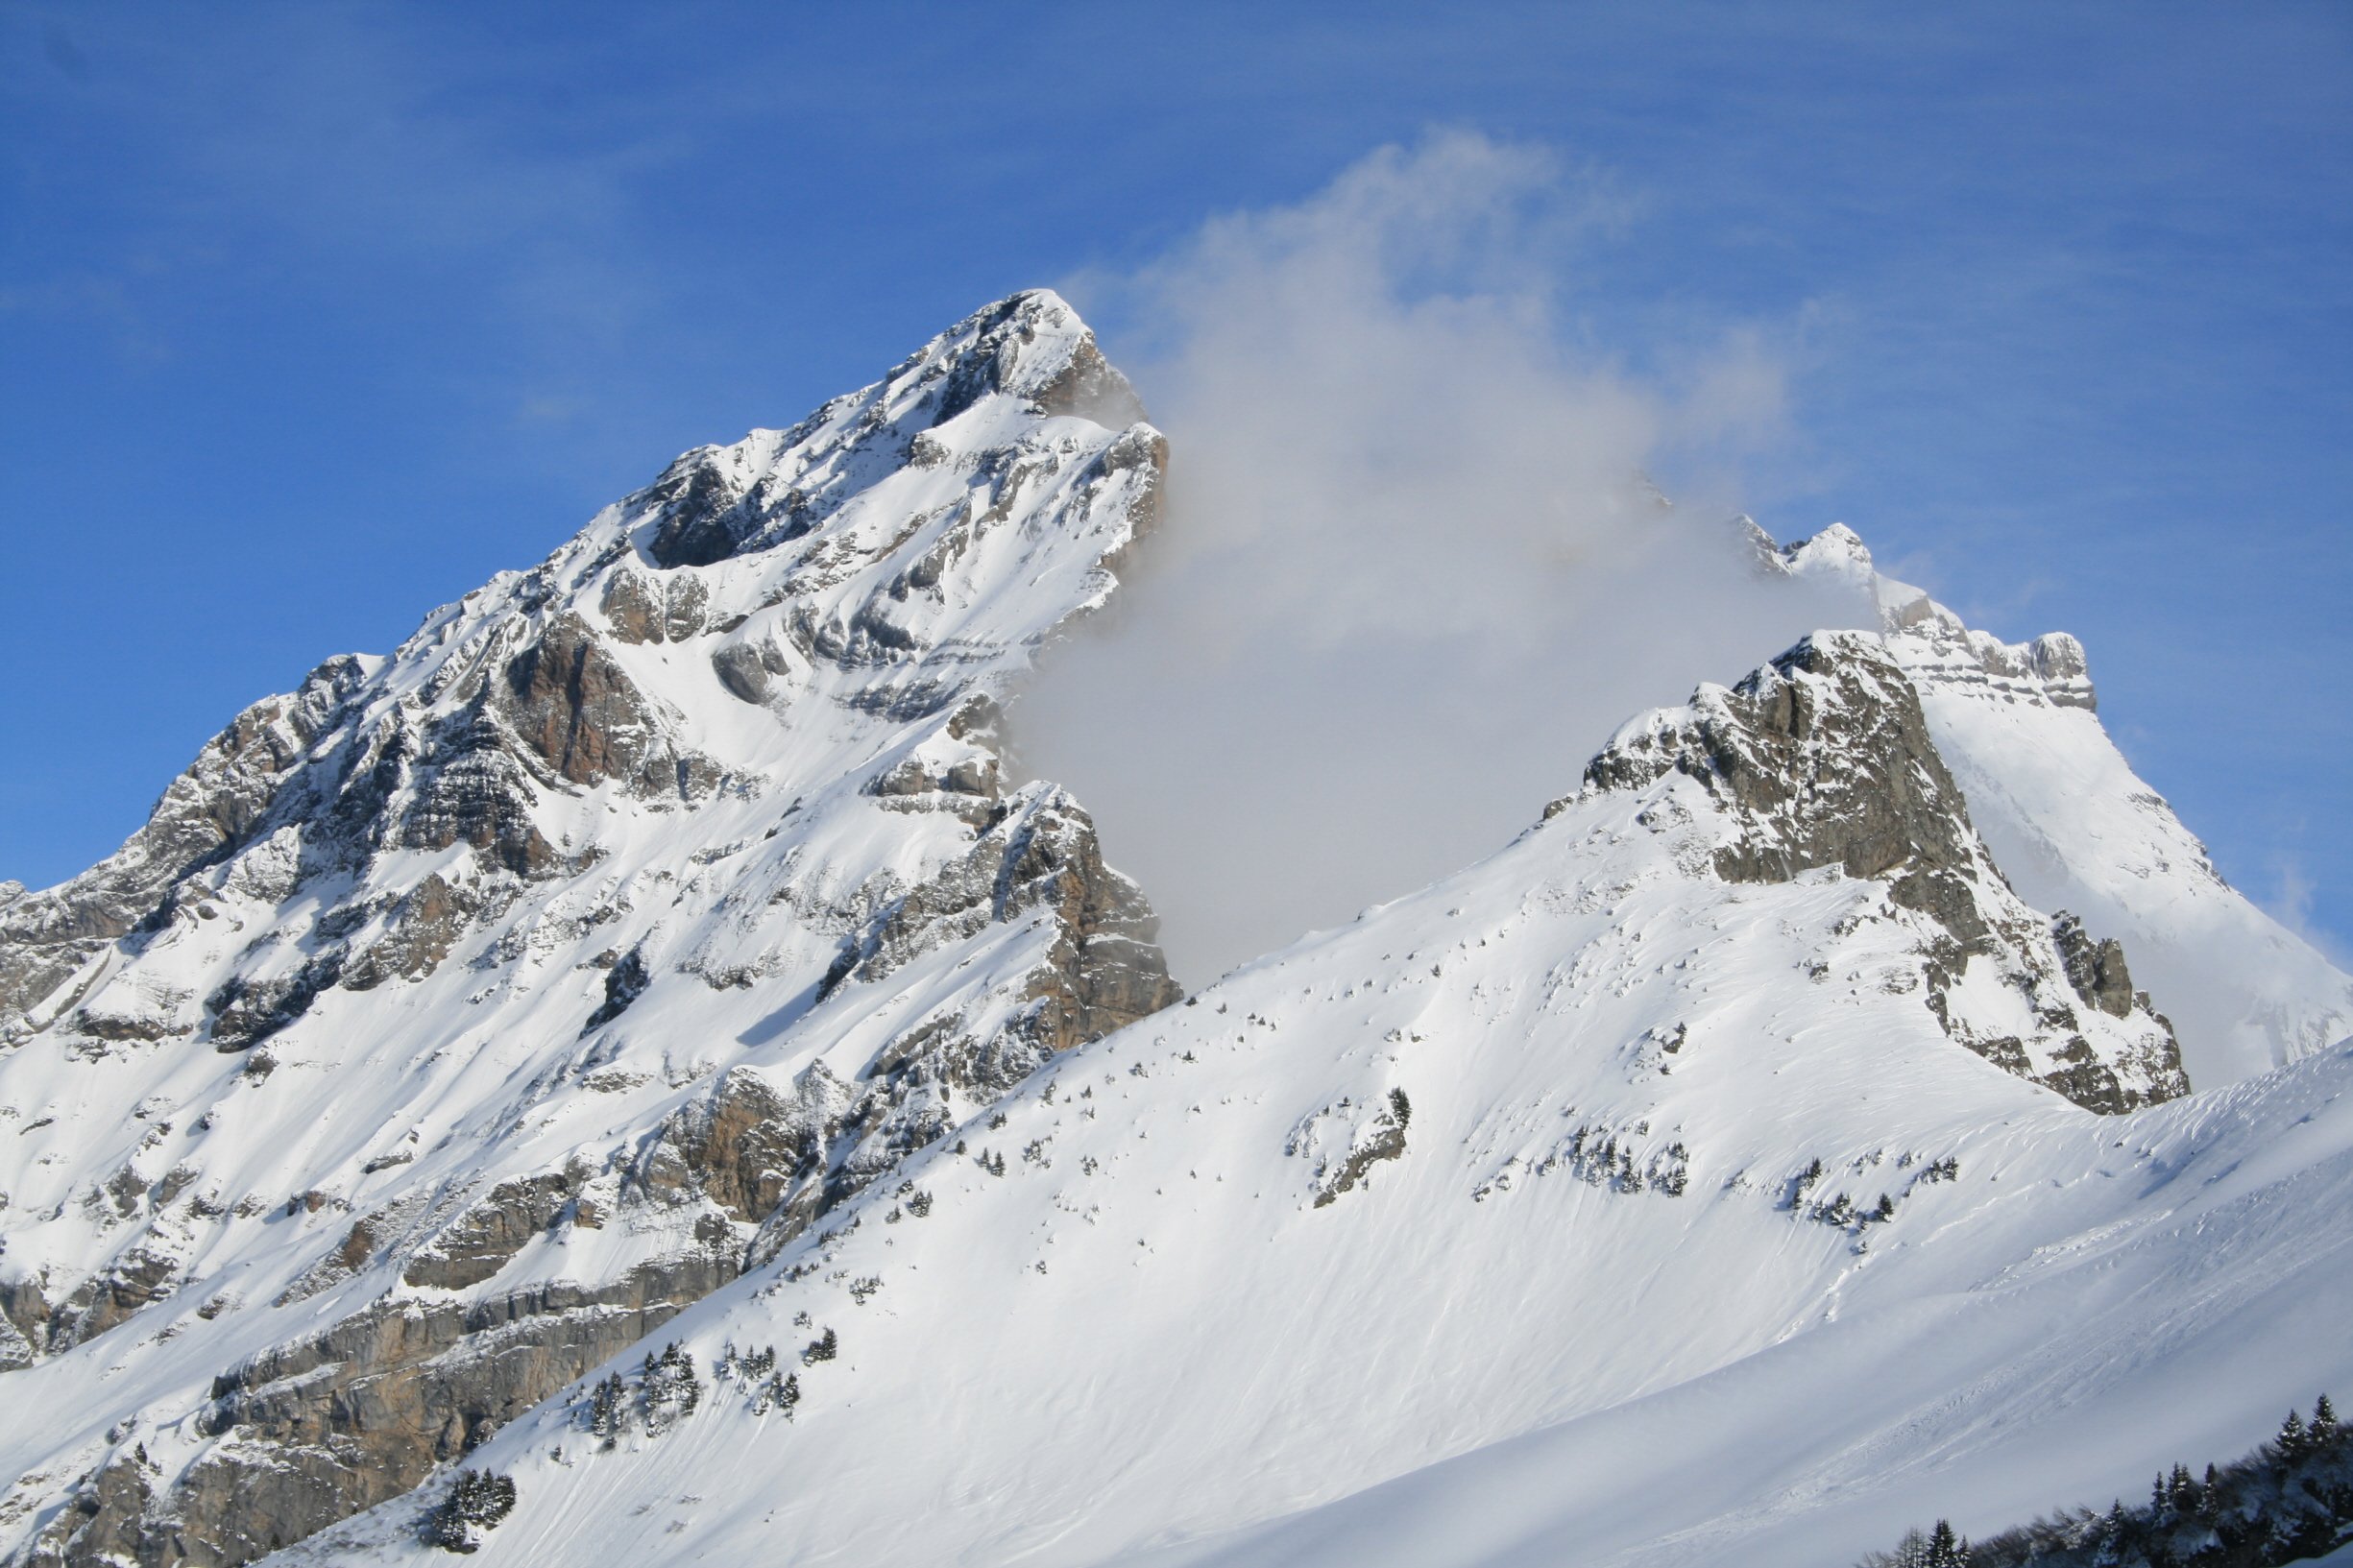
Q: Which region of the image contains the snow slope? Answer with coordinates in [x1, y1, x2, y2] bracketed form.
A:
[253, 637, 2350, 1568]
[1139, 1035, 2353, 1568]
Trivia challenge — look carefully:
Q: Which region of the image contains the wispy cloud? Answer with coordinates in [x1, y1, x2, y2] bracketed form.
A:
[2266, 855, 2349, 969]
[1015, 133, 1870, 981]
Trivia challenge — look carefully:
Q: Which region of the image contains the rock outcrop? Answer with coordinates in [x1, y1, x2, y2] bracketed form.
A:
[1563, 632, 2188, 1113]
[0, 657, 373, 1048]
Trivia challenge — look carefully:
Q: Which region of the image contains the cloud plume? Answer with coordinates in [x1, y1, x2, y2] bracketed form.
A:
[1014, 133, 1871, 983]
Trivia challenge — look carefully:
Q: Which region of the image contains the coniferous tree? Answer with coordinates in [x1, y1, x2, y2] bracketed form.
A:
[1794, 1157, 1825, 1202]
[2278, 1409, 2309, 1460]
[640, 1342, 701, 1435]
[425, 1468, 517, 1553]
[2313, 1393, 2341, 1449]
[588, 1372, 627, 1448]
[757, 1370, 800, 1418]
[2266, 1494, 2336, 1562]
[1881, 1526, 1931, 1568]
[2090, 1500, 2128, 1567]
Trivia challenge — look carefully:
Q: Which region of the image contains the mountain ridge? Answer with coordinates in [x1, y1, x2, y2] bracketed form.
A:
[0, 291, 2345, 1568]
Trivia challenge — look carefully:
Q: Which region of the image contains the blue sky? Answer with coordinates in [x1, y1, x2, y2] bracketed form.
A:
[2, 1, 2347, 951]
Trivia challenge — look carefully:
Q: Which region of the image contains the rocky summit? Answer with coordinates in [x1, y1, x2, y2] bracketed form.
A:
[1, 294, 2348, 1568]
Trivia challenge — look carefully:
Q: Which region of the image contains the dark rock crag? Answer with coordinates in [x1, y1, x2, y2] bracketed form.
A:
[1561, 632, 2187, 1113]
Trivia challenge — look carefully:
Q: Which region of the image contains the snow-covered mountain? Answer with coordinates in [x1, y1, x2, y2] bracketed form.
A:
[1, 293, 2346, 1568]
[0, 291, 1175, 1562]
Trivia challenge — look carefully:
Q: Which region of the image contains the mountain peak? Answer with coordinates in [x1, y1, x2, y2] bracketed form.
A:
[0, 294, 1181, 1566]
[1569, 626, 2188, 1112]
[920, 288, 1146, 429]
[635, 288, 1148, 571]
[1742, 514, 2352, 1082]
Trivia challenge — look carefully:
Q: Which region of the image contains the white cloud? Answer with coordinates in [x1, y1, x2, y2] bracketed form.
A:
[1014, 133, 1872, 983]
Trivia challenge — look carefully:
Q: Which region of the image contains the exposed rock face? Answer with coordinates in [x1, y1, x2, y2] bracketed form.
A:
[597, 786, 1183, 1266]
[0, 289, 1180, 1568]
[2052, 912, 2137, 1020]
[647, 1066, 837, 1225]
[337, 875, 479, 993]
[1565, 632, 2188, 1113]
[930, 293, 1151, 430]
[580, 947, 648, 1032]
[400, 1175, 577, 1291]
[381, 714, 562, 878]
[1304, 1089, 1412, 1208]
[837, 784, 1179, 1044]
[596, 567, 705, 645]
[0, 657, 372, 1047]
[497, 613, 714, 795]
[44, 1245, 181, 1350]
[20, 1254, 741, 1568]
[809, 784, 1180, 1212]
[1583, 632, 1985, 941]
